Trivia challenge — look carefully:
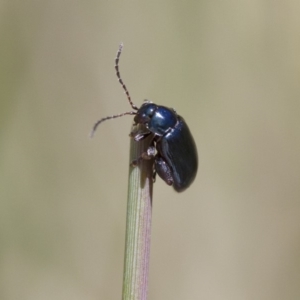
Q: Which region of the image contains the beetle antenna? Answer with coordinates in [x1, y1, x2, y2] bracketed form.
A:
[90, 111, 136, 138]
[115, 43, 139, 110]
[90, 44, 139, 138]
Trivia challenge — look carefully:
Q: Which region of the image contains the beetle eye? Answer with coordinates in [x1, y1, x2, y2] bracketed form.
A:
[141, 103, 157, 117]
[146, 106, 155, 117]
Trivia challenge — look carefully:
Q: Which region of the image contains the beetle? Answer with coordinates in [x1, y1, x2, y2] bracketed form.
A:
[91, 44, 198, 192]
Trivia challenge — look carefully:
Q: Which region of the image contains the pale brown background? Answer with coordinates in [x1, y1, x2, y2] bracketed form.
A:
[1, 1, 300, 299]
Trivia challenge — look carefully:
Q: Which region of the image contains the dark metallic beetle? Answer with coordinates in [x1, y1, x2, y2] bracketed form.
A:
[91, 44, 198, 192]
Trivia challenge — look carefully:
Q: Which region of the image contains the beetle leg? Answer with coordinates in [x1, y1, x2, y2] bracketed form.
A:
[152, 169, 157, 182]
[129, 129, 152, 142]
[154, 156, 173, 186]
[131, 146, 156, 166]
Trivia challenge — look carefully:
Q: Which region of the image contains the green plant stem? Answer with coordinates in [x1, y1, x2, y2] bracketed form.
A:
[122, 125, 154, 300]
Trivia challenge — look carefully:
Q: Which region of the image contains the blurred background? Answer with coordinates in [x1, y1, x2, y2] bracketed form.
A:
[1, 1, 300, 299]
